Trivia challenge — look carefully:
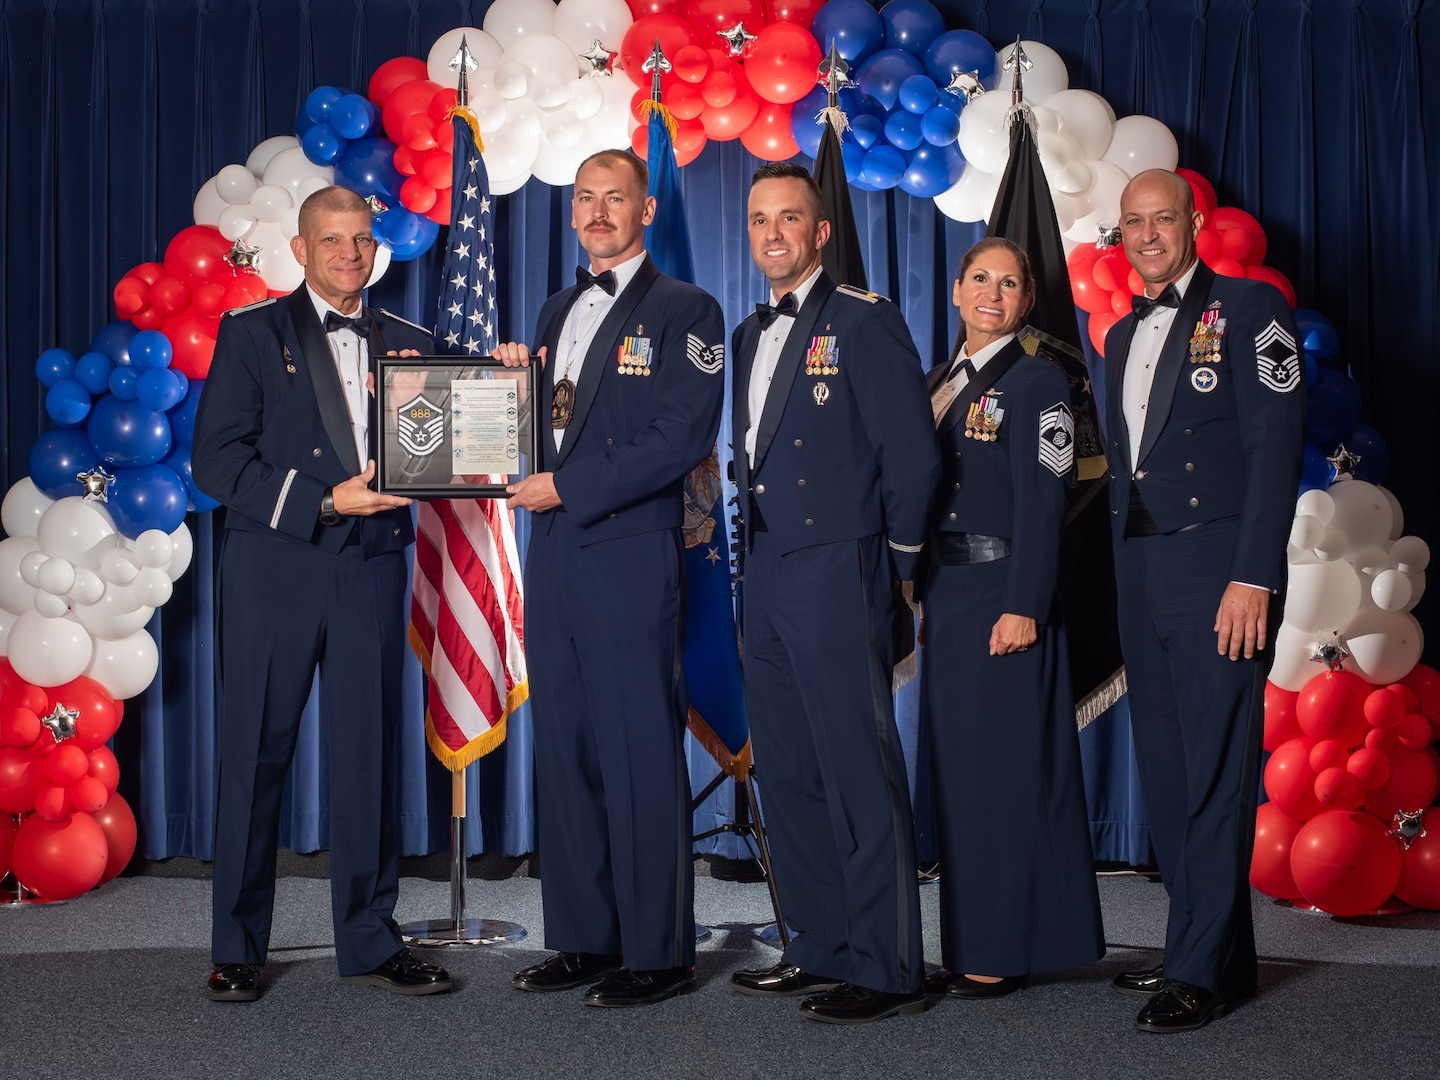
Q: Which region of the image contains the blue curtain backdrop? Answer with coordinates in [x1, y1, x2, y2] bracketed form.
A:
[2, 1, 1437, 865]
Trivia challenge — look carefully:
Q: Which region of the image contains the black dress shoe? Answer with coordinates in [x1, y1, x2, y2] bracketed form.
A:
[511, 951, 624, 993]
[207, 963, 260, 1002]
[945, 973, 1027, 999]
[582, 966, 695, 1007]
[339, 948, 453, 995]
[799, 983, 927, 1025]
[1135, 980, 1231, 1033]
[730, 962, 842, 997]
[922, 968, 960, 994]
[1112, 963, 1166, 996]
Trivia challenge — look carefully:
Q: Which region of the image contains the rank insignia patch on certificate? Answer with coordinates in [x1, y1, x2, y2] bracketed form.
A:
[618, 336, 652, 376]
[397, 394, 445, 457]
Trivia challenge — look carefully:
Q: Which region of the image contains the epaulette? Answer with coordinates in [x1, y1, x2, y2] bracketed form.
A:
[376, 307, 430, 334]
[224, 297, 277, 317]
[836, 283, 885, 304]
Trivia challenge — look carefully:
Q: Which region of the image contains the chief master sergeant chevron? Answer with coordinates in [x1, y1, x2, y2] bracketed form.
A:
[727, 162, 939, 1025]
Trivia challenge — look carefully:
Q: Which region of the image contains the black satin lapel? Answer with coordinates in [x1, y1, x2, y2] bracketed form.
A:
[731, 317, 761, 482]
[1137, 264, 1214, 467]
[290, 288, 361, 476]
[936, 339, 1025, 440]
[752, 274, 834, 474]
[1105, 315, 1138, 475]
[557, 257, 659, 465]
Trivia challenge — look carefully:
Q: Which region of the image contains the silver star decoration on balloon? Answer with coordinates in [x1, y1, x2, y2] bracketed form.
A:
[1327, 444, 1361, 482]
[718, 21, 758, 57]
[41, 703, 80, 743]
[76, 465, 115, 502]
[581, 39, 616, 77]
[1390, 808, 1428, 850]
[365, 194, 390, 215]
[226, 238, 261, 270]
[1308, 632, 1350, 671]
[944, 70, 986, 103]
[1096, 225, 1122, 248]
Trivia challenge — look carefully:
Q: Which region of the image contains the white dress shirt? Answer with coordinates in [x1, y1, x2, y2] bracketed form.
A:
[308, 286, 369, 467]
[745, 264, 825, 466]
[1121, 261, 1200, 471]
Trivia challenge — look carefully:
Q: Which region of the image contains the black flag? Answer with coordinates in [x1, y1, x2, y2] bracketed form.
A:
[986, 113, 1126, 727]
[815, 120, 867, 289]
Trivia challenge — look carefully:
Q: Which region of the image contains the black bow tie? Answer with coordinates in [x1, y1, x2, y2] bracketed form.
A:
[1131, 285, 1181, 317]
[756, 292, 798, 329]
[323, 310, 372, 336]
[576, 267, 617, 296]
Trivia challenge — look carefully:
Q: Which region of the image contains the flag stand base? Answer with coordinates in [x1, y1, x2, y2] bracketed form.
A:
[399, 771, 525, 948]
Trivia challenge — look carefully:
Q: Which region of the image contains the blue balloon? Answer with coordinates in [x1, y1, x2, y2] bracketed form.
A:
[1305, 367, 1361, 449]
[106, 464, 190, 538]
[810, 0, 885, 65]
[46, 380, 93, 427]
[87, 395, 174, 467]
[335, 136, 402, 200]
[384, 213, 439, 262]
[138, 368, 186, 412]
[167, 378, 204, 443]
[841, 139, 866, 184]
[1303, 352, 1320, 385]
[880, 0, 947, 56]
[305, 85, 344, 125]
[859, 144, 906, 189]
[883, 111, 923, 151]
[898, 74, 938, 115]
[1343, 422, 1390, 485]
[36, 347, 76, 388]
[130, 329, 174, 371]
[855, 49, 926, 113]
[74, 351, 115, 395]
[163, 442, 222, 513]
[89, 321, 138, 365]
[921, 103, 961, 146]
[334, 94, 376, 139]
[899, 141, 965, 197]
[850, 113, 884, 151]
[295, 106, 317, 138]
[302, 123, 346, 166]
[1298, 444, 1330, 495]
[109, 366, 140, 401]
[923, 30, 999, 88]
[28, 429, 99, 500]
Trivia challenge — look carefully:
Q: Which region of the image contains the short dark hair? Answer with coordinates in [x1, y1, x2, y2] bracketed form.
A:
[297, 185, 370, 236]
[577, 149, 649, 197]
[749, 162, 825, 221]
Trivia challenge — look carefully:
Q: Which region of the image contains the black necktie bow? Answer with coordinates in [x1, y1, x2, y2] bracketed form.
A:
[323, 310, 373, 336]
[947, 357, 976, 383]
[1131, 284, 1181, 317]
[755, 292, 798, 329]
[576, 267, 617, 295]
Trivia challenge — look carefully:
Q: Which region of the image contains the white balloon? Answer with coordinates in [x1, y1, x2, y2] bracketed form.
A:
[427, 28, 504, 86]
[1377, 486, 1405, 539]
[33, 589, 69, 618]
[1102, 115, 1179, 176]
[1390, 536, 1431, 574]
[366, 241, 394, 290]
[505, 33, 582, 83]
[531, 70, 574, 109]
[530, 135, 590, 187]
[167, 523, 195, 581]
[1295, 488, 1336, 525]
[68, 568, 105, 606]
[0, 537, 41, 615]
[1267, 622, 1322, 692]
[1045, 89, 1116, 160]
[262, 147, 334, 204]
[133, 530, 175, 570]
[247, 220, 305, 293]
[1289, 514, 1325, 552]
[0, 608, 13, 651]
[36, 556, 75, 596]
[1371, 569, 1414, 613]
[84, 628, 160, 701]
[73, 583, 154, 641]
[1350, 545, 1394, 581]
[1342, 608, 1425, 686]
[553, 0, 633, 54]
[1328, 480, 1393, 548]
[1284, 560, 1363, 634]
[541, 106, 584, 149]
[1404, 570, 1426, 612]
[472, 87, 509, 134]
[218, 204, 259, 241]
[249, 184, 294, 224]
[933, 165, 1003, 223]
[245, 135, 301, 176]
[1313, 526, 1349, 562]
[131, 567, 174, 608]
[99, 548, 140, 586]
[956, 91, 1012, 175]
[215, 163, 260, 204]
[19, 550, 47, 588]
[37, 497, 119, 569]
[483, 0, 558, 49]
[1, 479, 55, 539]
[1049, 187, 1078, 232]
[495, 60, 534, 100]
[483, 103, 543, 192]
[296, 174, 332, 203]
[192, 178, 227, 226]
[570, 78, 604, 121]
[1002, 40, 1068, 102]
[1063, 160, 1129, 242]
[6, 611, 93, 685]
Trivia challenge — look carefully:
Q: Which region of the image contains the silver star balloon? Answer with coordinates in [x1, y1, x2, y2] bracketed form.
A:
[1308, 632, 1350, 671]
[581, 39, 616, 77]
[41, 703, 80, 743]
[1096, 225, 1122, 248]
[1390, 808, 1428, 850]
[226, 238, 261, 270]
[718, 21, 758, 57]
[76, 465, 115, 502]
[1327, 444, 1361, 482]
[944, 70, 985, 103]
[365, 194, 390, 215]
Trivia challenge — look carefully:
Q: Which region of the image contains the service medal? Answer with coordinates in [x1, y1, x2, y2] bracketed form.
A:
[552, 378, 576, 428]
[618, 335, 652, 376]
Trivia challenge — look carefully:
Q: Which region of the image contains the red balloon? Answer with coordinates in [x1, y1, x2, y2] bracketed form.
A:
[381, 79, 442, 145]
[626, 0, 686, 15]
[1087, 310, 1120, 355]
[1209, 256, 1245, 278]
[0, 707, 41, 749]
[700, 67, 760, 139]
[88, 745, 120, 793]
[1399, 664, 1440, 721]
[1396, 808, 1440, 909]
[149, 275, 192, 318]
[421, 149, 454, 190]
[1364, 686, 1407, 730]
[764, 0, 826, 30]
[1366, 727, 1399, 754]
[427, 87, 459, 122]
[367, 56, 428, 107]
[113, 276, 150, 318]
[69, 775, 109, 815]
[1209, 205, 1267, 264]
[1125, 267, 1145, 296]
[1245, 265, 1298, 308]
[1251, 802, 1304, 900]
[1091, 251, 1128, 293]
[1176, 167, 1216, 219]
[401, 111, 439, 152]
[400, 176, 437, 214]
[1397, 712, 1434, 750]
[51, 676, 120, 752]
[1109, 288, 1133, 319]
[1290, 809, 1403, 915]
[671, 43, 714, 84]
[0, 746, 44, 814]
[94, 790, 138, 885]
[685, 0, 763, 36]
[11, 811, 109, 899]
[45, 742, 89, 787]
[739, 102, 800, 161]
[129, 261, 166, 286]
[0, 813, 14, 880]
[1313, 766, 1363, 810]
[191, 281, 229, 319]
[1346, 746, 1393, 790]
[163, 225, 235, 283]
[163, 310, 220, 380]
[1297, 669, 1371, 748]
[673, 116, 708, 166]
[620, 15, 700, 90]
[0, 658, 26, 702]
[1362, 746, 1440, 820]
[745, 22, 823, 105]
[34, 783, 73, 821]
[1264, 736, 1324, 821]
[667, 80, 706, 121]
[1264, 682, 1303, 753]
[1066, 241, 1103, 278]
[424, 188, 452, 226]
[1219, 226, 1255, 263]
[1069, 269, 1113, 316]
[1194, 228, 1223, 265]
[1309, 739, 1348, 775]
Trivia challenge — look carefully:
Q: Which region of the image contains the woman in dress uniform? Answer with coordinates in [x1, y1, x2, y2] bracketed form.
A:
[921, 237, 1104, 999]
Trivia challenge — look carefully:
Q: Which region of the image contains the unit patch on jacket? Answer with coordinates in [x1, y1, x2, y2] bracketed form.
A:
[1038, 401, 1075, 477]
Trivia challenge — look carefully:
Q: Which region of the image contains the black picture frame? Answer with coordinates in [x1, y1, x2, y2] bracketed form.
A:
[373, 355, 536, 499]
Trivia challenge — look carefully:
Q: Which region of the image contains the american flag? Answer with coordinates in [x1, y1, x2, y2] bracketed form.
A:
[408, 110, 528, 769]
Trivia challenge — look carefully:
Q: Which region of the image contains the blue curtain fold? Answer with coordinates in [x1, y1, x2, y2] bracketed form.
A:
[1, 1, 1437, 868]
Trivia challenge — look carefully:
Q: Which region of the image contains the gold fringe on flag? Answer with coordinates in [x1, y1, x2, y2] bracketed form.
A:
[638, 97, 679, 142]
[443, 104, 485, 153]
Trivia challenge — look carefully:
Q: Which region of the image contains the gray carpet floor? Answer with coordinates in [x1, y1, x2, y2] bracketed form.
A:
[3, 872, 1438, 1080]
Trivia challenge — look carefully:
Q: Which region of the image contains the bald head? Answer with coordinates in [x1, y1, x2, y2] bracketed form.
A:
[297, 185, 371, 236]
[1122, 169, 1196, 219]
[1119, 169, 1203, 296]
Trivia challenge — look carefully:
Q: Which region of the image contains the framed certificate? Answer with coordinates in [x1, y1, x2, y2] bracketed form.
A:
[373, 356, 536, 499]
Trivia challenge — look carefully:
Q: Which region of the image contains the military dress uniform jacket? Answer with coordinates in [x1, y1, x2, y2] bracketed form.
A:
[731, 272, 938, 581]
[193, 286, 432, 552]
[1098, 264, 1305, 589]
[927, 339, 1075, 620]
[531, 255, 725, 537]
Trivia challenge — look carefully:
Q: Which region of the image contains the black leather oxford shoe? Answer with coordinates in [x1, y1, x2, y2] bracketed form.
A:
[206, 963, 260, 1002]
[945, 973, 1027, 999]
[922, 968, 960, 993]
[1112, 963, 1166, 996]
[1135, 980, 1231, 1033]
[339, 948, 453, 995]
[799, 983, 927, 1025]
[582, 966, 695, 1007]
[730, 962, 842, 997]
[511, 951, 624, 993]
